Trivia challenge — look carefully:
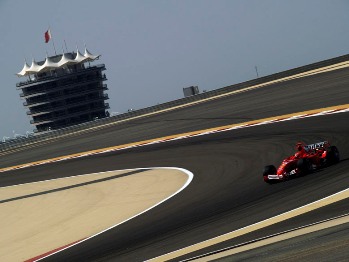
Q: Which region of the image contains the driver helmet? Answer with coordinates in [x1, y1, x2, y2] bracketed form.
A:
[296, 142, 304, 151]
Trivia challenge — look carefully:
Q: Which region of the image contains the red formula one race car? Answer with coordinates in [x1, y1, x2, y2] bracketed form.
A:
[263, 141, 340, 183]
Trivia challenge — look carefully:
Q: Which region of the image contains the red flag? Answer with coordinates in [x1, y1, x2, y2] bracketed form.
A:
[44, 29, 51, 43]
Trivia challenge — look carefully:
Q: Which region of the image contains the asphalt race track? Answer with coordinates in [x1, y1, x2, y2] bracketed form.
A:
[1, 67, 349, 261]
[1, 66, 349, 168]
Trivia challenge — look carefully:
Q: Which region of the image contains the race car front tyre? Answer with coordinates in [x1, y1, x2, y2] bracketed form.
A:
[263, 165, 277, 176]
[263, 165, 276, 184]
[326, 146, 340, 165]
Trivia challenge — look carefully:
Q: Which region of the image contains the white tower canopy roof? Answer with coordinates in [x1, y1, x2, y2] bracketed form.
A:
[16, 61, 30, 76]
[40, 56, 59, 72]
[58, 52, 76, 67]
[17, 46, 101, 77]
[74, 49, 87, 63]
[84, 48, 100, 61]
[27, 59, 42, 74]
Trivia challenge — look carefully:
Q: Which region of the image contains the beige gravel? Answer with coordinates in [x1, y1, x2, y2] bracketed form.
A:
[0, 168, 188, 262]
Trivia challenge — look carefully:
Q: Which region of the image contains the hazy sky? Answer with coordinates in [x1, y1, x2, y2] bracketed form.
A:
[1, 0, 348, 137]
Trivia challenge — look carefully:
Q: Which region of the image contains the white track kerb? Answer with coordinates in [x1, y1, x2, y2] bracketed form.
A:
[3, 61, 349, 261]
[29, 167, 194, 261]
[10, 106, 349, 261]
[2, 105, 349, 261]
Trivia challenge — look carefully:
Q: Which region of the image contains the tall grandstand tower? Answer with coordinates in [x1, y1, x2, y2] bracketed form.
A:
[16, 48, 109, 132]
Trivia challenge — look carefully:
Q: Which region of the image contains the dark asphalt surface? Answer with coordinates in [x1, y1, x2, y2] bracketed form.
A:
[215, 221, 349, 262]
[1, 67, 349, 168]
[179, 197, 349, 261]
[1, 68, 349, 261]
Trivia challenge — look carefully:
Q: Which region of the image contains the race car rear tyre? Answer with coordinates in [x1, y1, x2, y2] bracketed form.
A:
[326, 146, 340, 165]
[297, 158, 312, 175]
[263, 165, 276, 176]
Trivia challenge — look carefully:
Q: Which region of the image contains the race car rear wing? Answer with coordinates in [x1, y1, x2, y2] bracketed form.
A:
[304, 141, 329, 150]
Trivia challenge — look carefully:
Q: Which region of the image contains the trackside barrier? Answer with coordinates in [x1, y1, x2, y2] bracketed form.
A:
[1, 53, 349, 153]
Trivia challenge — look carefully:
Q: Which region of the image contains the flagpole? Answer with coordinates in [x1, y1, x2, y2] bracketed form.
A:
[49, 26, 57, 56]
[64, 39, 69, 53]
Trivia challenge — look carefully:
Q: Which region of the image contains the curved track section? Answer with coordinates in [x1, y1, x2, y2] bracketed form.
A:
[0, 67, 348, 261]
[15, 113, 349, 262]
[1, 67, 349, 168]
[1, 168, 192, 262]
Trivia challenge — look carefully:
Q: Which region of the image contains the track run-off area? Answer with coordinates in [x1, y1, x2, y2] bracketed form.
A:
[0, 61, 349, 261]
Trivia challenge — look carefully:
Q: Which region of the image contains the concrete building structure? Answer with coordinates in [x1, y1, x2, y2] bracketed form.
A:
[16, 48, 109, 132]
[183, 86, 199, 97]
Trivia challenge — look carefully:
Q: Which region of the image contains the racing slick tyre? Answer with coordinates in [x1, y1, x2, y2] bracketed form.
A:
[297, 158, 312, 175]
[326, 146, 340, 165]
[263, 165, 276, 184]
[263, 165, 277, 176]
